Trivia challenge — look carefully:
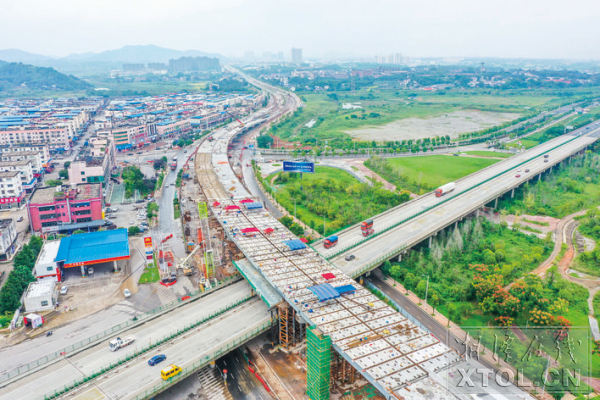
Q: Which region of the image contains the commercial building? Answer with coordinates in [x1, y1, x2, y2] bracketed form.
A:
[55, 228, 130, 277]
[0, 219, 17, 261]
[0, 159, 36, 193]
[0, 171, 25, 209]
[68, 137, 116, 186]
[33, 240, 62, 282]
[291, 48, 303, 64]
[156, 119, 191, 137]
[0, 150, 44, 176]
[28, 183, 104, 233]
[23, 280, 58, 313]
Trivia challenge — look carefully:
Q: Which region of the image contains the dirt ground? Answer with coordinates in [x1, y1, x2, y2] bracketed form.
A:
[345, 110, 519, 141]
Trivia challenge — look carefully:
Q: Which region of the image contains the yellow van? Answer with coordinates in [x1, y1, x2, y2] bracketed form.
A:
[161, 364, 182, 380]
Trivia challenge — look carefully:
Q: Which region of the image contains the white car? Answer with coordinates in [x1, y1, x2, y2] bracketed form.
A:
[123, 289, 131, 298]
[129, 219, 134, 225]
[60, 286, 68, 295]
[88, 267, 94, 275]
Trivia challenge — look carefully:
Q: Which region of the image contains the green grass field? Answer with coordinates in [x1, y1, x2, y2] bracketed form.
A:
[384, 155, 500, 188]
[465, 151, 513, 158]
[139, 265, 160, 284]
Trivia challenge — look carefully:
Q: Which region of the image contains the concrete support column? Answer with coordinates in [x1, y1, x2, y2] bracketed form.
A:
[455, 221, 458, 229]
[511, 189, 515, 198]
[538, 173, 541, 181]
[113, 260, 118, 272]
[80, 265, 86, 277]
[550, 166, 553, 173]
[476, 209, 480, 218]
[397, 254, 402, 263]
[494, 198, 498, 209]
[429, 236, 433, 247]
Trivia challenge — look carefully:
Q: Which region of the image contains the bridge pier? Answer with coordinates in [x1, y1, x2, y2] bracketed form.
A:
[511, 189, 515, 198]
[455, 220, 458, 229]
[429, 236, 432, 247]
[494, 198, 498, 209]
[396, 254, 402, 263]
[538, 173, 541, 181]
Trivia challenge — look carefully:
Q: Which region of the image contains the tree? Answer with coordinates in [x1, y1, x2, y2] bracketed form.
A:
[63, 161, 71, 169]
[58, 169, 68, 179]
[257, 135, 274, 148]
[128, 226, 141, 235]
[45, 179, 62, 187]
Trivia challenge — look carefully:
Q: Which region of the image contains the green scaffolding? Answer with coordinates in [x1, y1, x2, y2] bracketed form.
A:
[307, 326, 332, 400]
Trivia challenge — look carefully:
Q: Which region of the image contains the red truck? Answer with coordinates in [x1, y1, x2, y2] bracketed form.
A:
[361, 219, 374, 237]
[324, 236, 338, 249]
[170, 162, 177, 170]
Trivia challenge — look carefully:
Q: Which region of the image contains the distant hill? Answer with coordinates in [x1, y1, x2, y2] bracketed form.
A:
[0, 63, 93, 91]
[0, 49, 54, 63]
[62, 45, 225, 63]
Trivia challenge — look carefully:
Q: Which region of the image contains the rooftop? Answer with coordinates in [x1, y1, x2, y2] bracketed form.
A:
[37, 240, 61, 266]
[0, 218, 14, 230]
[55, 228, 130, 267]
[0, 150, 41, 157]
[25, 280, 55, 299]
[30, 183, 102, 205]
[0, 160, 33, 167]
[0, 171, 19, 179]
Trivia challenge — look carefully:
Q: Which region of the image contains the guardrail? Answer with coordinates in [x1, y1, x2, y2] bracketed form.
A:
[35, 294, 256, 400]
[1, 274, 242, 384]
[128, 319, 271, 400]
[327, 133, 585, 261]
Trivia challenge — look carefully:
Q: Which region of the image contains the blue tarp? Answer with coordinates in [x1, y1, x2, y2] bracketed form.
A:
[282, 239, 306, 251]
[335, 285, 356, 295]
[326, 236, 338, 242]
[308, 283, 340, 302]
[246, 202, 263, 210]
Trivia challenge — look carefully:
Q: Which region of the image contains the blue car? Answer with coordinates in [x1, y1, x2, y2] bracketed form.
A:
[148, 354, 167, 366]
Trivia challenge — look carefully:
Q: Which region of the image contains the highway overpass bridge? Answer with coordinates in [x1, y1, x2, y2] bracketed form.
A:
[315, 122, 600, 278]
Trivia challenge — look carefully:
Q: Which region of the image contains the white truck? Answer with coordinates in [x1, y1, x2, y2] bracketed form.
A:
[435, 182, 456, 197]
[109, 335, 135, 351]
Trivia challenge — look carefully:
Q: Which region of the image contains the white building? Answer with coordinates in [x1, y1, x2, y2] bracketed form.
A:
[0, 144, 50, 167]
[0, 151, 44, 175]
[0, 171, 25, 209]
[0, 160, 36, 192]
[0, 219, 17, 261]
[33, 240, 61, 282]
[23, 280, 58, 312]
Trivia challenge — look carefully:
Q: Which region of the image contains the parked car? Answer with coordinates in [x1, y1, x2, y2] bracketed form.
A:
[135, 199, 145, 203]
[129, 219, 134, 225]
[17, 216, 23, 222]
[88, 267, 94, 275]
[140, 221, 149, 226]
[123, 289, 131, 298]
[60, 286, 68, 295]
[148, 354, 166, 366]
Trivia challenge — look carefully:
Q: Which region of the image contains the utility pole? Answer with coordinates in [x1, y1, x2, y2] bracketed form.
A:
[423, 274, 429, 305]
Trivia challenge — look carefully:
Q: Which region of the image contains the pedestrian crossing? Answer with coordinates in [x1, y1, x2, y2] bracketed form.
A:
[198, 366, 233, 400]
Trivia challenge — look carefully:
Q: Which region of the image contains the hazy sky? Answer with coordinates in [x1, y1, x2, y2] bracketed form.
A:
[2, 0, 600, 59]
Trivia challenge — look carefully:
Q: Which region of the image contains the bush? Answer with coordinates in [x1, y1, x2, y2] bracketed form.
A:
[128, 226, 141, 236]
[0, 236, 42, 314]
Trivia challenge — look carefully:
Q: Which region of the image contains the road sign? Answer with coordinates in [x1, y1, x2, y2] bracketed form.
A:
[144, 237, 153, 248]
[283, 161, 315, 173]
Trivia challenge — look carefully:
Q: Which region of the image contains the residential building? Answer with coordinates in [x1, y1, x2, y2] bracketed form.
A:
[291, 48, 303, 64]
[148, 63, 167, 71]
[0, 144, 50, 166]
[0, 151, 44, 176]
[168, 56, 220, 72]
[28, 183, 104, 233]
[33, 240, 62, 282]
[68, 137, 116, 187]
[0, 219, 17, 261]
[23, 280, 58, 312]
[0, 171, 24, 209]
[0, 127, 69, 151]
[123, 64, 145, 71]
[156, 120, 191, 137]
[0, 160, 35, 192]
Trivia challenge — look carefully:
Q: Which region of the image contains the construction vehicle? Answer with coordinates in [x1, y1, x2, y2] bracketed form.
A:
[179, 245, 201, 277]
[324, 236, 338, 249]
[109, 335, 135, 351]
[186, 242, 194, 253]
[435, 182, 456, 197]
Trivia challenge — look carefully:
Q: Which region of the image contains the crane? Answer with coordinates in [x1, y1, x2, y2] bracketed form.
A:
[224, 110, 245, 127]
[178, 245, 201, 276]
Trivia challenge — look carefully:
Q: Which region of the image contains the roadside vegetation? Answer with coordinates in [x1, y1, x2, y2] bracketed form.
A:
[498, 146, 600, 218]
[263, 166, 410, 236]
[365, 155, 500, 194]
[464, 150, 512, 158]
[122, 165, 156, 198]
[0, 236, 43, 314]
[139, 265, 160, 284]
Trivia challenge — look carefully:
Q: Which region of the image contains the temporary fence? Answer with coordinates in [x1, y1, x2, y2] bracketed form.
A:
[324, 133, 584, 262]
[35, 294, 256, 400]
[1, 274, 242, 384]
